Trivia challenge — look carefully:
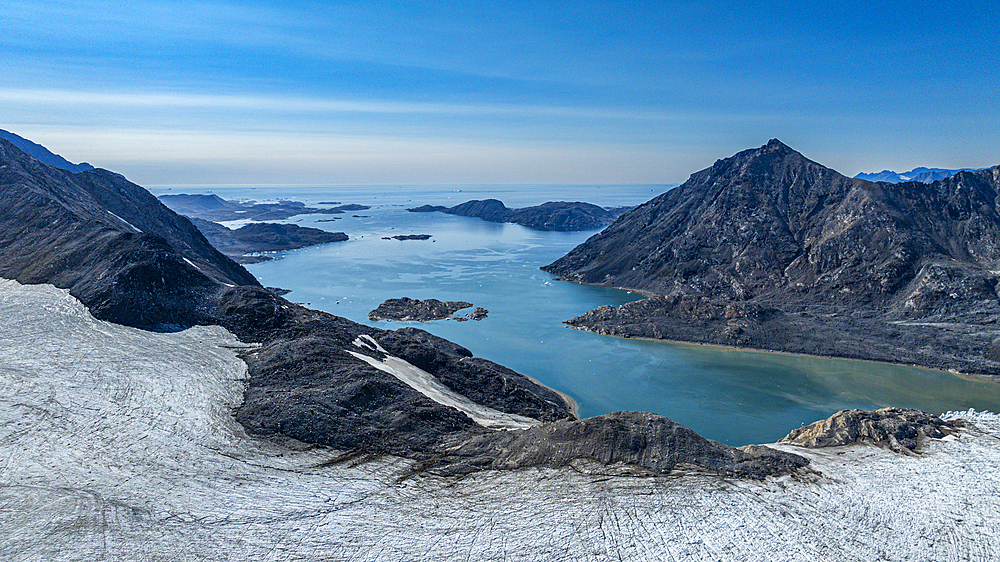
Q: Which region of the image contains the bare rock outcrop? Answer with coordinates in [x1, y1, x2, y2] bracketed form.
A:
[432, 411, 809, 478]
[369, 297, 475, 322]
[779, 408, 957, 454]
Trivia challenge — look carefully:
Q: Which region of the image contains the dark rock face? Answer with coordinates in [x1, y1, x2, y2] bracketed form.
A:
[412, 198, 629, 231]
[779, 408, 957, 454]
[545, 140, 1000, 377]
[159, 193, 368, 222]
[0, 135, 808, 479]
[369, 297, 473, 322]
[191, 218, 348, 263]
[0, 138, 258, 329]
[379, 328, 572, 422]
[433, 411, 809, 478]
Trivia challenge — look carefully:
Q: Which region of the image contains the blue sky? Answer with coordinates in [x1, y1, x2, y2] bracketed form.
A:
[2, 0, 998, 185]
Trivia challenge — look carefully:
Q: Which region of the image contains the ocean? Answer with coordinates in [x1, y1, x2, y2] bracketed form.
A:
[147, 183, 1000, 445]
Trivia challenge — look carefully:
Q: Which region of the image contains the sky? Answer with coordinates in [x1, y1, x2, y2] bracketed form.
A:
[2, 0, 998, 186]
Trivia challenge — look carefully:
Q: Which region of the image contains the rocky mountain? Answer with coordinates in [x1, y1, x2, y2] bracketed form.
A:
[0, 138, 258, 327]
[409, 199, 629, 231]
[0, 133, 807, 478]
[0, 128, 94, 173]
[545, 140, 1000, 377]
[856, 167, 980, 184]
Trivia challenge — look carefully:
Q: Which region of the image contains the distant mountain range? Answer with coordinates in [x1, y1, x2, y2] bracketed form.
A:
[855, 167, 983, 183]
[0, 128, 94, 173]
[545, 139, 1000, 378]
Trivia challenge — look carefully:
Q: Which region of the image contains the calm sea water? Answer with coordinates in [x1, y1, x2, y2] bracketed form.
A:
[150, 183, 1000, 445]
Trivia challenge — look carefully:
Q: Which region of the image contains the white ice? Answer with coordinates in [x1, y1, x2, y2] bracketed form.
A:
[2, 279, 999, 561]
[348, 334, 539, 429]
[107, 210, 142, 232]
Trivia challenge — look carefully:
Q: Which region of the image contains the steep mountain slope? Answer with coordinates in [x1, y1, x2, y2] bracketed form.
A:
[0, 128, 93, 173]
[544, 140, 1000, 377]
[0, 135, 805, 476]
[0, 138, 258, 326]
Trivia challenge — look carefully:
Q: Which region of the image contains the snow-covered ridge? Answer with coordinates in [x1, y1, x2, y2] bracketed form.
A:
[2, 278, 999, 561]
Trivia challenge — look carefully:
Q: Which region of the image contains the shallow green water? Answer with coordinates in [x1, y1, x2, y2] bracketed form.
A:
[151, 184, 1000, 445]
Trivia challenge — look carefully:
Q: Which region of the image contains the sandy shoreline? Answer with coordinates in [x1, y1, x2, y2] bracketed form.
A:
[550, 274, 1000, 384]
[566, 322, 1000, 385]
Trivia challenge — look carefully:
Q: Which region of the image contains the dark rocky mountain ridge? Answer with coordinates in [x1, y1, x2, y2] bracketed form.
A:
[545, 140, 1000, 378]
[0, 134, 809, 478]
[0, 128, 94, 173]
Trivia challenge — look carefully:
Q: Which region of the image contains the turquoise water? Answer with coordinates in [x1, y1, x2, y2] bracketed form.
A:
[149, 184, 1000, 445]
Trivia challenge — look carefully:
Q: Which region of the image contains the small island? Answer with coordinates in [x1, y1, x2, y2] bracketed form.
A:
[159, 193, 370, 222]
[369, 297, 488, 322]
[408, 199, 632, 231]
[381, 234, 432, 240]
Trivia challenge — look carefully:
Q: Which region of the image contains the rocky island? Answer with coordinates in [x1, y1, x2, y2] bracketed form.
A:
[544, 140, 1000, 380]
[409, 199, 631, 231]
[190, 217, 348, 263]
[382, 234, 432, 240]
[159, 193, 370, 221]
[369, 297, 488, 322]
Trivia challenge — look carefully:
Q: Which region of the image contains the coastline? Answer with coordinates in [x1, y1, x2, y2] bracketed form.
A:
[521, 372, 580, 419]
[550, 277, 1000, 385]
[566, 323, 1000, 386]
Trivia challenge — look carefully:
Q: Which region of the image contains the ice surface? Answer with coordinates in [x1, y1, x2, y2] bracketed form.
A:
[2, 278, 999, 561]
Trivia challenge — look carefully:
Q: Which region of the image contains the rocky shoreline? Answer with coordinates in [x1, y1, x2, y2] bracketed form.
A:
[558, 293, 1000, 381]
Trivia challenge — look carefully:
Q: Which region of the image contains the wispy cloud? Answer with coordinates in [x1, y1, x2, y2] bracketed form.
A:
[0, 88, 697, 122]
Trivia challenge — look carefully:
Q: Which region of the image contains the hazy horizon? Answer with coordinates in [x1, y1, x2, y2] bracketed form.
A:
[3, 1, 997, 186]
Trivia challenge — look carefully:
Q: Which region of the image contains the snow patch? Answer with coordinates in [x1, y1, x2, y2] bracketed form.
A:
[107, 210, 141, 232]
[348, 335, 538, 430]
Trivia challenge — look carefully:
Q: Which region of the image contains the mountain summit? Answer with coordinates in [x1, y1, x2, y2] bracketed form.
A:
[545, 140, 1000, 376]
